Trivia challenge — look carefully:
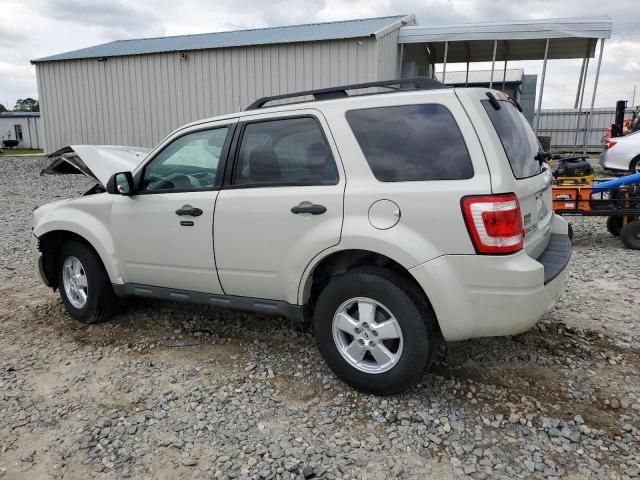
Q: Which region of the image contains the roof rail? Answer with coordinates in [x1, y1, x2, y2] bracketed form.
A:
[245, 76, 445, 110]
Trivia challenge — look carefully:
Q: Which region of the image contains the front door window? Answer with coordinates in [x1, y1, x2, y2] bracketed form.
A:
[142, 127, 229, 192]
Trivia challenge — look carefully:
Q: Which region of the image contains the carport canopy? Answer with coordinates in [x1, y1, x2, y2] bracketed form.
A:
[398, 16, 612, 62]
[398, 16, 613, 153]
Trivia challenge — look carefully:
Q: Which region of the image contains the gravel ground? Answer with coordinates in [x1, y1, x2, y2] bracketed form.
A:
[1, 156, 639, 480]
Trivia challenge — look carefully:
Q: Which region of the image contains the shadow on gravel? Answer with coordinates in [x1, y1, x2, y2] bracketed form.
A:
[434, 323, 640, 433]
[24, 292, 640, 437]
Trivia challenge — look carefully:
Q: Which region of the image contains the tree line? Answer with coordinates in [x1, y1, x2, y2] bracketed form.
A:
[0, 98, 39, 113]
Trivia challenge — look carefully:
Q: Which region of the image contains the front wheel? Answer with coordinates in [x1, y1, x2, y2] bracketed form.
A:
[313, 267, 439, 395]
[58, 240, 115, 324]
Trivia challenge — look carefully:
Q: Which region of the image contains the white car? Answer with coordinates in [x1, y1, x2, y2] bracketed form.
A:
[33, 78, 571, 394]
[600, 131, 640, 173]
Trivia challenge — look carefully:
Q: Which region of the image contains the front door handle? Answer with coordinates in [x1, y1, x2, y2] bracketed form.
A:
[175, 205, 203, 217]
[291, 202, 326, 215]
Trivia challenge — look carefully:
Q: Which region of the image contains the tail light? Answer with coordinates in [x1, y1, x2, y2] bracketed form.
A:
[461, 193, 524, 254]
[605, 140, 617, 150]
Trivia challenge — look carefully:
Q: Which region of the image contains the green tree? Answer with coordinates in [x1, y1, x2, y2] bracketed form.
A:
[14, 98, 39, 112]
[0, 104, 7, 113]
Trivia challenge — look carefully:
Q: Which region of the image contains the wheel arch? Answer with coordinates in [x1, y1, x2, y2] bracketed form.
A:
[299, 248, 433, 315]
[35, 225, 122, 289]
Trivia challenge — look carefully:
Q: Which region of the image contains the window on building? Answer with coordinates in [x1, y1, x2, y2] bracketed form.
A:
[14, 125, 23, 142]
[346, 104, 474, 182]
[234, 117, 338, 186]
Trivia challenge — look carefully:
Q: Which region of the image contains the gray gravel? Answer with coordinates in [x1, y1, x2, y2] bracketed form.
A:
[1, 155, 639, 479]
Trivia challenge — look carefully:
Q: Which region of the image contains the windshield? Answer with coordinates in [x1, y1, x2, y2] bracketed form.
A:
[482, 99, 542, 179]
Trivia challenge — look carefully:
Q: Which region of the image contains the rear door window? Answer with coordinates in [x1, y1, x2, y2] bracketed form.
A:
[345, 104, 473, 182]
[233, 117, 339, 186]
[481, 100, 542, 179]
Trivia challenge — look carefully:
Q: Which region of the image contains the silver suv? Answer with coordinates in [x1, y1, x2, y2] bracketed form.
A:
[33, 78, 571, 394]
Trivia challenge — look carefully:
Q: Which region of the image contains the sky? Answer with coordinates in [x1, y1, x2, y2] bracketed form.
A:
[1, 0, 639, 111]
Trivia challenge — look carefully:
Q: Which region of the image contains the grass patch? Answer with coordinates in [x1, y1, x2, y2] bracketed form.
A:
[0, 149, 44, 156]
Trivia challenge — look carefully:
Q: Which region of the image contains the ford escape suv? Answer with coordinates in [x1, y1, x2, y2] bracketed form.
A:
[33, 77, 571, 394]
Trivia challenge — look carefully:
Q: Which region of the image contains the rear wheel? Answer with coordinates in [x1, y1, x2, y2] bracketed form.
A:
[621, 221, 640, 250]
[58, 240, 115, 324]
[607, 216, 623, 236]
[630, 156, 640, 174]
[608, 216, 640, 237]
[313, 266, 439, 395]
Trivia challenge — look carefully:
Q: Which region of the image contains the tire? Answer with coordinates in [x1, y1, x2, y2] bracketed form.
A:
[621, 221, 640, 250]
[57, 240, 115, 324]
[607, 216, 623, 236]
[630, 156, 640, 174]
[313, 266, 439, 395]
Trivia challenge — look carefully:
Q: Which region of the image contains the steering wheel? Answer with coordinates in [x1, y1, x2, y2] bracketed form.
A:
[163, 172, 197, 189]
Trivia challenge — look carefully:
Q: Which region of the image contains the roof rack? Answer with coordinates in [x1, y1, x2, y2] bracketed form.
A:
[245, 76, 445, 110]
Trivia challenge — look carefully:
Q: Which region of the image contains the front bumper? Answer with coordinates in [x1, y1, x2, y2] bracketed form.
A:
[31, 233, 50, 287]
[410, 220, 571, 342]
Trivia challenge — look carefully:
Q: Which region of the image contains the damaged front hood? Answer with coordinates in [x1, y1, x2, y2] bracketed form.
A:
[42, 145, 151, 186]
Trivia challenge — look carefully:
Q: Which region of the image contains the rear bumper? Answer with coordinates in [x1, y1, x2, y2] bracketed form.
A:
[599, 150, 627, 172]
[410, 216, 571, 341]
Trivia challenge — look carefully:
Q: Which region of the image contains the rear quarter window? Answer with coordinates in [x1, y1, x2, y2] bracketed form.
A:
[346, 104, 474, 182]
[481, 99, 541, 179]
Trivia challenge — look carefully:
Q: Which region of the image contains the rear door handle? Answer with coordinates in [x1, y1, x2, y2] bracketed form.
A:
[175, 205, 203, 217]
[291, 203, 326, 215]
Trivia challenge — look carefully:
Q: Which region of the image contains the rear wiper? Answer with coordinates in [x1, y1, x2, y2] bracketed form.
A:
[535, 151, 551, 172]
[535, 151, 551, 164]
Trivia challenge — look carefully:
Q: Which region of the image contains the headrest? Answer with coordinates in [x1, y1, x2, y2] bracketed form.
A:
[249, 147, 280, 180]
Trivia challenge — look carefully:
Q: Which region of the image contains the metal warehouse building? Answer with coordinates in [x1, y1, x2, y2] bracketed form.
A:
[32, 15, 426, 153]
[32, 14, 611, 153]
[0, 113, 43, 150]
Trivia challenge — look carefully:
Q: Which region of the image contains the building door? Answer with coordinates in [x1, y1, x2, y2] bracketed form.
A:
[14, 125, 23, 145]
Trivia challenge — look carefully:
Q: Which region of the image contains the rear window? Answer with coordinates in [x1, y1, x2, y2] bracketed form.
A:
[482, 99, 542, 179]
[346, 104, 474, 182]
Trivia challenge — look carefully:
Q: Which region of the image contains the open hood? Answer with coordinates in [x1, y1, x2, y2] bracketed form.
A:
[42, 145, 151, 187]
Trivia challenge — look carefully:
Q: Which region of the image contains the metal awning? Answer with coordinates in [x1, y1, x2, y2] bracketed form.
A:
[397, 16, 613, 154]
[398, 16, 612, 61]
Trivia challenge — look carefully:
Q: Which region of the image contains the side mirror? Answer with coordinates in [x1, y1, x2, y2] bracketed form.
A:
[106, 171, 135, 196]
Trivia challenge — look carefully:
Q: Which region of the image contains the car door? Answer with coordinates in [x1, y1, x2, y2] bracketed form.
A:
[214, 111, 345, 303]
[111, 120, 236, 294]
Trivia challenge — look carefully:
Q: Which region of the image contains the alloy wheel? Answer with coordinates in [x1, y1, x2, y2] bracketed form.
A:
[62, 256, 88, 309]
[332, 297, 403, 374]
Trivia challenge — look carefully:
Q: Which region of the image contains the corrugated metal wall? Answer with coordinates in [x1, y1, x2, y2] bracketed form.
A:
[36, 36, 397, 153]
[399, 43, 430, 78]
[376, 29, 400, 80]
[535, 108, 634, 152]
[0, 116, 44, 149]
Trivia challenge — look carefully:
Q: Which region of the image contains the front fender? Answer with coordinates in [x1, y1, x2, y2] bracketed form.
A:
[33, 201, 123, 284]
